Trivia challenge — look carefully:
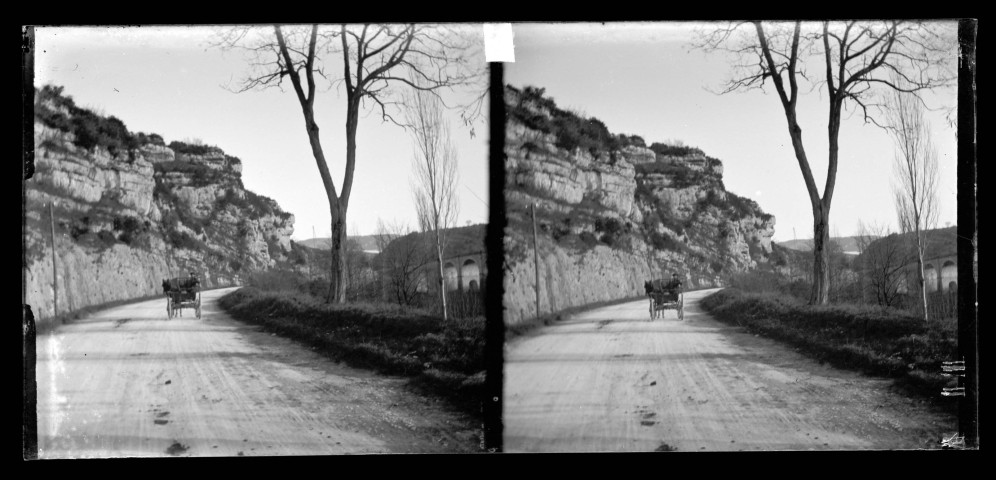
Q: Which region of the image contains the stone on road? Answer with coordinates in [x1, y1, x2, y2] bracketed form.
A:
[503, 289, 954, 452]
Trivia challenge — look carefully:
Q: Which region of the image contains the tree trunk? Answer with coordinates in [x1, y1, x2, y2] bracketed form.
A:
[915, 233, 929, 322]
[810, 207, 831, 305]
[435, 230, 448, 321]
[325, 98, 360, 305]
[328, 215, 347, 304]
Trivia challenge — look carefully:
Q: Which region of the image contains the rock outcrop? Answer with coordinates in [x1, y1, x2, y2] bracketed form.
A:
[24, 86, 294, 324]
[503, 85, 776, 325]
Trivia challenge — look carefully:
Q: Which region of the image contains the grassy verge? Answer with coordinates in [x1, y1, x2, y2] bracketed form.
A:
[217, 287, 485, 419]
[700, 288, 958, 406]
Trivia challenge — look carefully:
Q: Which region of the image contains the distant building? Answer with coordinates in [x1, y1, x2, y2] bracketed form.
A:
[418, 250, 487, 293]
[382, 223, 488, 295]
[896, 227, 958, 294]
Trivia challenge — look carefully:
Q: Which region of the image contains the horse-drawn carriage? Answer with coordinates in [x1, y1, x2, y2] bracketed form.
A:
[644, 277, 683, 321]
[163, 273, 201, 319]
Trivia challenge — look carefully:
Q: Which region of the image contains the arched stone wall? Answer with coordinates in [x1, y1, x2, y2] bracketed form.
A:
[420, 251, 487, 294]
[443, 262, 459, 292]
[924, 264, 938, 292]
[941, 261, 957, 292]
[461, 259, 480, 291]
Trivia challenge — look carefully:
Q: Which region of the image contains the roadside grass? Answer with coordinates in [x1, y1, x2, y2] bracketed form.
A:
[700, 288, 958, 406]
[217, 287, 486, 420]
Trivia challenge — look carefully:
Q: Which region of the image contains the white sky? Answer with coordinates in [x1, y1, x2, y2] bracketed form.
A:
[506, 22, 960, 242]
[30, 22, 961, 244]
[32, 25, 490, 240]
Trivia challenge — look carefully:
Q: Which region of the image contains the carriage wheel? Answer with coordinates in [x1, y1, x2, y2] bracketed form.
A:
[196, 301, 201, 319]
[678, 296, 684, 321]
[167, 298, 173, 319]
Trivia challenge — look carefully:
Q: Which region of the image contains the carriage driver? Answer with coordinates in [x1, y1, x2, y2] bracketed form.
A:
[188, 270, 200, 287]
[665, 272, 682, 292]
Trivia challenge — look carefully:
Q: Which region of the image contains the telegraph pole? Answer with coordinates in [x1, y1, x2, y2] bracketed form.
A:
[531, 203, 541, 319]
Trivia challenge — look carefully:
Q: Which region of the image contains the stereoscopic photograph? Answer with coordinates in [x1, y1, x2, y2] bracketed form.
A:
[24, 24, 490, 457]
[500, 21, 975, 452]
[22, 20, 977, 459]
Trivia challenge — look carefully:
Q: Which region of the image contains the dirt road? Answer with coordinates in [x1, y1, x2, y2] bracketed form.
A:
[34, 288, 480, 458]
[503, 289, 956, 452]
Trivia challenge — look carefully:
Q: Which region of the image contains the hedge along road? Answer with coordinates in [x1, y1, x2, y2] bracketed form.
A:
[503, 288, 956, 452]
[34, 287, 480, 458]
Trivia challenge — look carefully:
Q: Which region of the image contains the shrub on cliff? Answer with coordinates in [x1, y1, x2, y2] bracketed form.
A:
[168, 140, 222, 156]
[508, 84, 648, 160]
[35, 85, 142, 158]
[113, 215, 149, 246]
[167, 230, 204, 251]
[649, 230, 683, 252]
[649, 141, 705, 157]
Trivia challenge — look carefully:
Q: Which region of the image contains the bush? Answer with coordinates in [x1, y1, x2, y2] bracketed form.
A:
[167, 230, 203, 251]
[97, 230, 117, 247]
[133, 132, 166, 146]
[69, 215, 90, 240]
[508, 84, 622, 159]
[649, 230, 683, 252]
[649, 142, 704, 157]
[36, 85, 142, 158]
[168, 140, 221, 156]
[113, 215, 146, 245]
[578, 231, 599, 249]
[594, 216, 624, 236]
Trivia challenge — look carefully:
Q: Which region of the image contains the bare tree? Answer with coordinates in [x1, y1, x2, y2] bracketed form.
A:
[374, 218, 429, 306]
[854, 219, 882, 304]
[405, 81, 460, 320]
[215, 24, 484, 304]
[343, 235, 374, 301]
[826, 226, 849, 302]
[695, 20, 955, 305]
[886, 87, 940, 321]
[855, 222, 911, 307]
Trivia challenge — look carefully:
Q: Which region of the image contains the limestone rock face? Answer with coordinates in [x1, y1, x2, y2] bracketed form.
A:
[507, 125, 639, 218]
[25, 113, 294, 324]
[504, 85, 775, 325]
[34, 124, 156, 217]
[622, 145, 656, 165]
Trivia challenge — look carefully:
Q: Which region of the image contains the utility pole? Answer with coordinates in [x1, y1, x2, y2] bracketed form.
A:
[531, 203, 541, 319]
[49, 202, 58, 318]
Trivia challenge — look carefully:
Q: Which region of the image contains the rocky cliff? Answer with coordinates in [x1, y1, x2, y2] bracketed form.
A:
[24, 85, 295, 323]
[504, 85, 776, 325]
